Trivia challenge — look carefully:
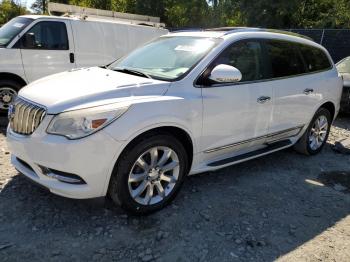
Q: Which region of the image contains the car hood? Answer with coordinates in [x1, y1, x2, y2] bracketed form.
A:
[19, 67, 170, 114]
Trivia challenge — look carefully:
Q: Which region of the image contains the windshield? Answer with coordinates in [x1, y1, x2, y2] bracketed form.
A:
[109, 36, 220, 81]
[336, 57, 350, 74]
[0, 17, 33, 47]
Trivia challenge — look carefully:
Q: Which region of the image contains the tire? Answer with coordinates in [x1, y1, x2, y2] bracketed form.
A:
[108, 133, 188, 215]
[0, 80, 21, 114]
[294, 107, 332, 155]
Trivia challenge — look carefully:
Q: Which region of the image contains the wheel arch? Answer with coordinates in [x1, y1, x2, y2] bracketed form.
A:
[0, 72, 27, 88]
[319, 101, 336, 121]
[119, 125, 194, 173]
[104, 125, 195, 196]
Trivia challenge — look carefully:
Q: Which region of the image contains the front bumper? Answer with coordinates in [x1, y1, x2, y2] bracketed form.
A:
[6, 116, 123, 199]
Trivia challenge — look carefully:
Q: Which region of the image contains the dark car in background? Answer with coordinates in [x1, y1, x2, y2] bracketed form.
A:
[336, 57, 350, 113]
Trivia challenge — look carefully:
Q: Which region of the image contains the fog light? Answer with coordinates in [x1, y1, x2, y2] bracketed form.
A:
[39, 166, 86, 184]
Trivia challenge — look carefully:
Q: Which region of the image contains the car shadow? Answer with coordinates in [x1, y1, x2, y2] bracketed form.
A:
[332, 113, 350, 129]
[0, 116, 8, 135]
[0, 140, 349, 261]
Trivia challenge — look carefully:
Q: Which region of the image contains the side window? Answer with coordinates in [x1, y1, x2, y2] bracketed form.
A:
[299, 45, 332, 72]
[21, 21, 68, 50]
[265, 40, 306, 78]
[213, 40, 265, 82]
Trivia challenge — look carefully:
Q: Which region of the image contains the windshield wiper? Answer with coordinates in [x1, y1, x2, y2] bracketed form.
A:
[112, 67, 152, 79]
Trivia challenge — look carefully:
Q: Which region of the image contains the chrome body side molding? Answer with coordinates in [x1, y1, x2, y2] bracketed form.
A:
[204, 125, 304, 153]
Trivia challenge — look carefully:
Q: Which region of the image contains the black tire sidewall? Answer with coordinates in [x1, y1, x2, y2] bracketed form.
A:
[305, 108, 332, 155]
[109, 134, 188, 215]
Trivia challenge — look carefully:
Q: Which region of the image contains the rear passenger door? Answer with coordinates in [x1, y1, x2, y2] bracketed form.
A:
[18, 20, 76, 82]
[265, 40, 322, 137]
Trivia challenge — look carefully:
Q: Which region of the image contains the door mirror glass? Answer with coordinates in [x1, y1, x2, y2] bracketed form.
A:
[209, 64, 242, 83]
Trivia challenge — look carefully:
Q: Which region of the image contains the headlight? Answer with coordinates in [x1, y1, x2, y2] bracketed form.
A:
[46, 104, 129, 139]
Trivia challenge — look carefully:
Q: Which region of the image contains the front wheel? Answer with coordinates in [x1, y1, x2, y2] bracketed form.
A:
[0, 80, 21, 114]
[294, 108, 332, 155]
[108, 134, 188, 214]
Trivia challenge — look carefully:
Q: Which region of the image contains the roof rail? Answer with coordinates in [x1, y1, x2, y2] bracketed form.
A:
[205, 27, 258, 32]
[48, 2, 165, 28]
[212, 27, 314, 41]
[171, 28, 203, 33]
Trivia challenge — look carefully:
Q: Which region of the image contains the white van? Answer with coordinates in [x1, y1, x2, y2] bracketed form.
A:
[0, 13, 168, 111]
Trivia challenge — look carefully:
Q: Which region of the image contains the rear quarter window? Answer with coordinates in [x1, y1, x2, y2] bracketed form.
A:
[299, 44, 332, 72]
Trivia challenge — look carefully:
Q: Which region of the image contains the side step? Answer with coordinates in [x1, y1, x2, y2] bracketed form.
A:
[208, 140, 292, 167]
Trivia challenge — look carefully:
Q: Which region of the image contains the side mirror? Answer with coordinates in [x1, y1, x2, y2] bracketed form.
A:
[209, 64, 242, 83]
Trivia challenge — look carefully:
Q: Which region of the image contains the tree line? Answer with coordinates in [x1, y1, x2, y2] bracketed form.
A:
[1, 0, 350, 28]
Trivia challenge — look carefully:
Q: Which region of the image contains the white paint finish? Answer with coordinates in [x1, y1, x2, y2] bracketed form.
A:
[209, 64, 242, 83]
[19, 67, 169, 114]
[6, 117, 121, 198]
[270, 69, 340, 134]
[1, 15, 168, 84]
[201, 81, 273, 158]
[0, 48, 27, 81]
[6, 30, 343, 200]
[19, 19, 76, 82]
[69, 18, 168, 68]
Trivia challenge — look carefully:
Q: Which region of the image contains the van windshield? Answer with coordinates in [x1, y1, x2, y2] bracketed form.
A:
[0, 17, 33, 47]
[109, 36, 220, 81]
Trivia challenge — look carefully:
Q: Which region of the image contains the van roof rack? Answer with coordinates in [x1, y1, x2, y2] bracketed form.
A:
[48, 2, 165, 28]
[204, 27, 314, 41]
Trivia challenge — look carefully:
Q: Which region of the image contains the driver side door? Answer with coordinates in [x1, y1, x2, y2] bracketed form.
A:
[18, 20, 76, 82]
[200, 39, 273, 161]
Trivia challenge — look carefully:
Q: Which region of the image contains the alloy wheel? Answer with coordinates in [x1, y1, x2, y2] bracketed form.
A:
[309, 115, 329, 150]
[128, 146, 180, 205]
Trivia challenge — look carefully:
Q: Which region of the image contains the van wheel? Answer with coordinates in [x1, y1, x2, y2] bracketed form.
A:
[0, 80, 21, 114]
[108, 134, 188, 215]
[294, 108, 331, 155]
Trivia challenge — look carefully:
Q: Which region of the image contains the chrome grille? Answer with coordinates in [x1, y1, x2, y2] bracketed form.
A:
[9, 98, 46, 135]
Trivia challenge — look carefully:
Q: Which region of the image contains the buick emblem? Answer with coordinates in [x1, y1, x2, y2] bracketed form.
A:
[8, 104, 15, 121]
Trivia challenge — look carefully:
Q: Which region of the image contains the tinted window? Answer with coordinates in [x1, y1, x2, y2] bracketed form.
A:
[213, 40, 265, 82]
[265, 40, 306, 78]
[299, 44, 332, 72]
[0, 17, 33, 47]
[21, 21, 68, 50]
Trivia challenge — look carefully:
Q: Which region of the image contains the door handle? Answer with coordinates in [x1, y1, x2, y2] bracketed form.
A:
[257, 96, 271, 104]
[304, 88, 314, 95]
[69, 53, 75, 63]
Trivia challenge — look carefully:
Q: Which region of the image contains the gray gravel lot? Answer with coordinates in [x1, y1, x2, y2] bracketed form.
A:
[0, 116, 350, 262]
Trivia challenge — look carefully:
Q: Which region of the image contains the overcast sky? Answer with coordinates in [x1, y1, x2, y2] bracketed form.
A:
[24, 0, 35, 10]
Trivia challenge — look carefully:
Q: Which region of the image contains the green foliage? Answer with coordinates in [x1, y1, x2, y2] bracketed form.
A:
[0, 0, 27, 25]
[1, 0, 350, 29]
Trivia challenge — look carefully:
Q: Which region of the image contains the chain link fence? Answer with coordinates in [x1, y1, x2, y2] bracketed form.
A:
[289, 29, 350, 63]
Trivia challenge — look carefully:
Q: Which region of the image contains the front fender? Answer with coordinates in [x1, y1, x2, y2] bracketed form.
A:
[103, 95, 202, 153]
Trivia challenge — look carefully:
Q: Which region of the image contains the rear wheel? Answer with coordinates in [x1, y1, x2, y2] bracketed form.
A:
[0, 80, 21, 114]
[108, 134, 188, 214]
[294, 108, 331, 155]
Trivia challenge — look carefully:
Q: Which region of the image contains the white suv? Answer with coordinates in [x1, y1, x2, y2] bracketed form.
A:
[6, 28, 342, 214]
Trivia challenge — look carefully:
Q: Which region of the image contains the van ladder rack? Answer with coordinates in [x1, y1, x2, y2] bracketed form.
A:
[48, 2, 165, 28]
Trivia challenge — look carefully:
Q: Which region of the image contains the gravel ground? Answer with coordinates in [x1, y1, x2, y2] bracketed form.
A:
[0, 115, 349, 262]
